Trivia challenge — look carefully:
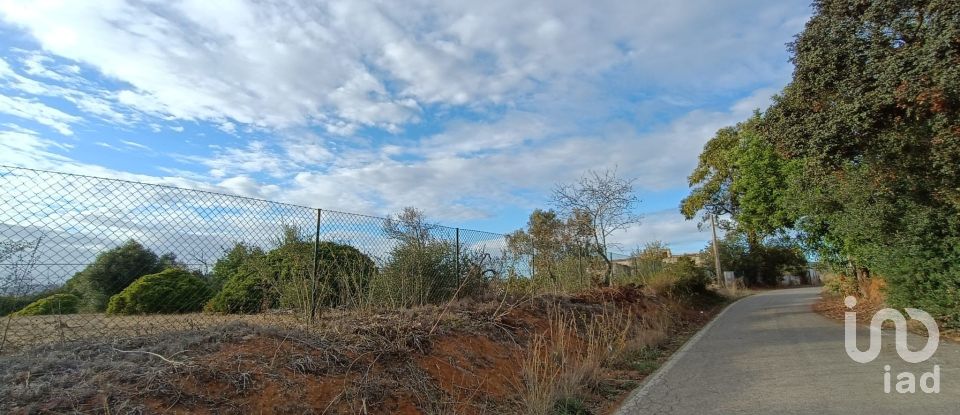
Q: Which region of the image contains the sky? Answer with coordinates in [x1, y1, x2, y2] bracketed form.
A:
[0, 0, 812, 255]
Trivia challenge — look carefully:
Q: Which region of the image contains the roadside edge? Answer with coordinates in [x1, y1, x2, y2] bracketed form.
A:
[612, 294, 748, 415]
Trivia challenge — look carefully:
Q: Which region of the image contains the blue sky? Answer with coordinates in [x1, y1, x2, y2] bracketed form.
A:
[0, 0, 811, 254]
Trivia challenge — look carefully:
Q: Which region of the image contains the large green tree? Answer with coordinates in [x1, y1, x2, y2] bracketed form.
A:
[681, 114, 801, 284]
[682, 114, 796, 240]
[764, 0, 960, 322]
[689, 0, 960, 322]
[64, 240, 167, 311]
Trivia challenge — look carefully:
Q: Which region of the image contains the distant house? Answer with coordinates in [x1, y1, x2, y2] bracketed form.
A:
[612, 249, 706, 269]
[661, 251, 705, 267]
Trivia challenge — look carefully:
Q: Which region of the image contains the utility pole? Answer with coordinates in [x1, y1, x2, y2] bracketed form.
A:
[710, 213, 724, 288]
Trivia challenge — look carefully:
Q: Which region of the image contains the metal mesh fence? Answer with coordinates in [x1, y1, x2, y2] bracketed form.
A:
[0, 165, 626, 353]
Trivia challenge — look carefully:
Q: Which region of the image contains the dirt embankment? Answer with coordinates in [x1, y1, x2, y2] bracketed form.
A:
[0, 286, 724, 414]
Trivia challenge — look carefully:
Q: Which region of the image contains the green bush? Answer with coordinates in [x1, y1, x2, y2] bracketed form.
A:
[648, 258, 710, 297]
[63, 240, 168, 311]
[371, 241, 456, 307]
[106, 268, 212, 315]
[205, 259, 269, 313]
[205, 243, 269, 313]
[12, 293, 80, 316]
[205, 237, 377, 314]
[1, 292, 50, 316]
[314, 241, 378, 306]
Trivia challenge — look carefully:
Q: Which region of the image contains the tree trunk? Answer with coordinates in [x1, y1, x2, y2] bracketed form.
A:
[597, 246, 612, 287]
[745, 230, 762, 285]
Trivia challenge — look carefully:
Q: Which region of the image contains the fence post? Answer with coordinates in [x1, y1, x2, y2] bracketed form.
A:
[310, 208, 322, 324]
[455, 228, 461, 289]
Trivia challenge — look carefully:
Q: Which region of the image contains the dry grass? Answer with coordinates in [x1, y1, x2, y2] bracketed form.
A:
[1, 285, 725, 414]
[1, 312, 300, 354]
[517, 299, 677, 414]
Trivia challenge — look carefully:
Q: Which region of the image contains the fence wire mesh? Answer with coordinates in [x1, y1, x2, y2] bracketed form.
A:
[0, 165, 626, 353]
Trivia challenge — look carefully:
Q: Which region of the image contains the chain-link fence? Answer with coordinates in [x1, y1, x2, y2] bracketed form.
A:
[0, 165, 628, 353]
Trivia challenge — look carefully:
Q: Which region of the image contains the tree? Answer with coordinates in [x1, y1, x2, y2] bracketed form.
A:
[206, 232, 376, 314]
[681, 114, 802, 284]
[0, 238, 42, 297]
[757, 0, 960, 323]
[383, 207, 437, 249]
[700, 232, 807, 286]
[630, 241, 669, 283]
[685, 0, 960, 321]
[681, 114, 795, 240]
[205, 243, 269, 313]
[506, 210, 564, 284]
[64, 240, 167, 311]
[680, 124, 742, 222]
[377, 207, 457, 306]
[551, 169, 641, 286]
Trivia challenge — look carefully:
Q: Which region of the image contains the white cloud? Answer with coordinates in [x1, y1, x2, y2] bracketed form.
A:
[0, 0, 809, 252]
[610, 210, 712, 255]
[0, 0, 807, 133]
[0, 94, 80, 135]
[119, 140, 150, 151]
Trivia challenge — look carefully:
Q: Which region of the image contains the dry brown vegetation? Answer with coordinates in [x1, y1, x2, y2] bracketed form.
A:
[0, 285, 724, 414]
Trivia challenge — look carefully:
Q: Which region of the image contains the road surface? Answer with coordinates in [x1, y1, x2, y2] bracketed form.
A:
[616, 287, 960, 414]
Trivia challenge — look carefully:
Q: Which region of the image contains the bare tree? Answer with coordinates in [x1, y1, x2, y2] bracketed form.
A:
[551, 169, 641, 286]
[1, 238, 42, 296]
[383, 207, 437, 249]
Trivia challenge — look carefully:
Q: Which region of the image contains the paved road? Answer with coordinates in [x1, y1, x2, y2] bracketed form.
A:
[616, 287, 960, 414]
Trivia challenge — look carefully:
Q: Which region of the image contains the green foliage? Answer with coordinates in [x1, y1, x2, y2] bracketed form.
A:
[506, 209, 603, 291]
[627, 241, 669, 284]
[649, 258, 710, 297]
[64, 240, 167, 311]
[210, 243, 264, 293]
[0, 292, 49, 316]
[372, 208, 462, 307]
[685, 0, 960, 324]
[701, 233, 807, 286]
[371, 240, 456, 307]
[205, 234, 377, 314]
[824, 275, 860, 296]
[681, 124, 742, 220]
[682, 113, 797, 235]
[205, 265, 266, 313]
[552, 397, 589, 415]
[12, 293, 80, 316]
[204, 243, 268, 313]
[764, 0, 960, 324]
[106, 268, 211, 315]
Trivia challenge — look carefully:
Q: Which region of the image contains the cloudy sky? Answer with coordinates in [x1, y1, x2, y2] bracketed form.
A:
[0, 0, 811, 254]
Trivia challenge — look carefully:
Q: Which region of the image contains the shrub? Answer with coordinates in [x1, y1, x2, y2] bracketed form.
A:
[315, 241, 378, 306]
[205, 236, 377, 314]
[210, 243, 263, 292]
[205, 268, 266, 313]
[1, 292, 50, 316]
[371, 241, 456, 307]
[823, 273, 859, 296]
[63, 240, 167, 311]
[12, 293, 80, 316]
[647, 258, 710, 297]
[106, 268, 212, 315]
[205, 243, 269, 313]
